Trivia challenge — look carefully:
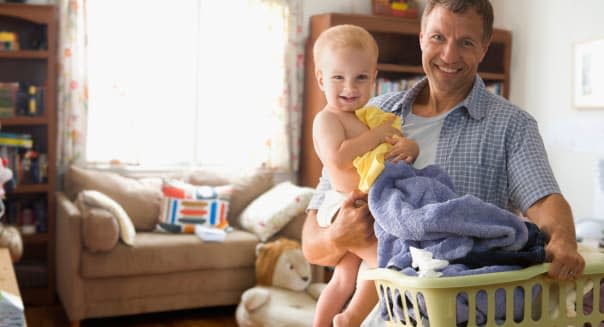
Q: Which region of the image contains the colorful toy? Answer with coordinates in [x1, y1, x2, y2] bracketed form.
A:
[372, 0, 419, 18]
[235, 238, 326, 327]
[0, 31, 19, 50]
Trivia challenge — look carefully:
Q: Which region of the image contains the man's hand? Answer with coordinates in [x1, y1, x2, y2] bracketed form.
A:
[329, 190, 375, 254]
[526, 193, 585, 280]
[302, 190, 375, 267]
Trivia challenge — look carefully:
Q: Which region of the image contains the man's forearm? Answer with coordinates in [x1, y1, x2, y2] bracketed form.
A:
[526, 193, 576, 246]
[301, 210, 345, 266]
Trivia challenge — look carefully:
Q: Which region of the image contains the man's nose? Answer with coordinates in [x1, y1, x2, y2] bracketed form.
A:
[441, 41, 460, 63]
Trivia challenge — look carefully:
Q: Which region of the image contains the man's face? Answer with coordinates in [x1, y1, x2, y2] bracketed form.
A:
[420, 5, 490, 97]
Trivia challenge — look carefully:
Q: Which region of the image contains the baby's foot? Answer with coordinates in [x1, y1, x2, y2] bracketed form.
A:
[333, 312, 362, 327]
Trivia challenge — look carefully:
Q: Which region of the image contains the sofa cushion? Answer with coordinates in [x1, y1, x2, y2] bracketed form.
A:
[239, 182, 314, 241]
[64, 165, 163, 231]
[80, 229, 260, 278]
[76, 190, 136, 246]
[80, 207, 119, 253]
[184, 168, 273, 228]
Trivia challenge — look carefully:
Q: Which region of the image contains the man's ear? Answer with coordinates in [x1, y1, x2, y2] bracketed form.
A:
[315, 69, 325, 91]
[419, 32, 425, 51]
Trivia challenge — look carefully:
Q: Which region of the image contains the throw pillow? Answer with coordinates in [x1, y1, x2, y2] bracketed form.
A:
[76, 190, 136, 246]
[64, 165, 162, 231]
[159, 179, 232, 233]
[239, 181, 314, 242]
[184, 168, 274, 228]
[80, 207, 120, 252]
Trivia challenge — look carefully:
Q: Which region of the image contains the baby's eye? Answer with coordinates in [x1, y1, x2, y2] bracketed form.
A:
[332, 75, 343, 80]
[357, 74, 369, 81]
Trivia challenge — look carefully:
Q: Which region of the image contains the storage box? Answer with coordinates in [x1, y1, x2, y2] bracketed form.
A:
[372, 0, 419, 19]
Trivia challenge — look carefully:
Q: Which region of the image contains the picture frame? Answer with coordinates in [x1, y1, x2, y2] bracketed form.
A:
[574, 38, 604, 108]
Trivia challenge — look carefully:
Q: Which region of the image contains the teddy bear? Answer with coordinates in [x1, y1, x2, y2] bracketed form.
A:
[0, 157, 21, 262]
[235, 238, 326, 327]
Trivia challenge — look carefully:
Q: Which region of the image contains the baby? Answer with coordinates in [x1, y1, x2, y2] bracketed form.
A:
[311, 24, 419, 327]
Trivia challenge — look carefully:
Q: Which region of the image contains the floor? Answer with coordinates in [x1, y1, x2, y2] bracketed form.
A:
[25, 304, 238, 327]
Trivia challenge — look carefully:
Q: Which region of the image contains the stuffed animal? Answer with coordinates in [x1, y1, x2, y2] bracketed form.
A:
[0, 158, 21, 262]
[235, 238, 326, 327]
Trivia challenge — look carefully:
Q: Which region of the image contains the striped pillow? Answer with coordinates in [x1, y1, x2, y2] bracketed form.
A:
[159, 179, 232, 233]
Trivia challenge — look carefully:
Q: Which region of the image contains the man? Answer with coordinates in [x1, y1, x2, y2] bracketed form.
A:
[302, 0, 584, 319]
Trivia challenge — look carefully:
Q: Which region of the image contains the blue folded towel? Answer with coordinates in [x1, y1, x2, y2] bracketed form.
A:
[368, 161, 532, 325]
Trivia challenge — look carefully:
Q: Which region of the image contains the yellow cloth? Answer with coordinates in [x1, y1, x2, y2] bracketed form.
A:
[353, 106, 402, 193]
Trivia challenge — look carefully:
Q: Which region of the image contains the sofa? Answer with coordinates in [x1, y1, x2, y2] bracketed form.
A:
[56, 165, 322, 326]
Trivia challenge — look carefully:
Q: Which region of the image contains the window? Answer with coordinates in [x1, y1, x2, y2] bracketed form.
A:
[86, 0, 293, 169]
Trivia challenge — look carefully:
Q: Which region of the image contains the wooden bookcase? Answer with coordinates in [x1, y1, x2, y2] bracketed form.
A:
[299, 13, 511, 188]
[0, 3, 57, 305]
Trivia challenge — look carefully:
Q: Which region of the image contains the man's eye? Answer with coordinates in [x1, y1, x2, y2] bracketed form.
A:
[462, 39, 475, 47]
[432, 34, 444, 42]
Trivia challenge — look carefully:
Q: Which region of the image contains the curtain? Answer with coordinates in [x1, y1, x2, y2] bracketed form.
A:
[262, 0, 305, 172]
[57, 0, 88, 172]
[78, 0, 304, 172]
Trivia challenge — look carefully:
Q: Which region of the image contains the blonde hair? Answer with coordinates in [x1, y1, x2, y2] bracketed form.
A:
[255, 238, 301, 286]
[313, 24, 379, 71]
[0, 224, 23, 263]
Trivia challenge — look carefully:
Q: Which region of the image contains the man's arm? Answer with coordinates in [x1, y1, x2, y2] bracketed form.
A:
[302, 190, 376, 267]
[525, 193, 585, 280]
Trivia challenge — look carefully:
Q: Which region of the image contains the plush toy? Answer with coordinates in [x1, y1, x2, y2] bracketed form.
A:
[0, 157, 21, 262]
[235, 238, 326, 327]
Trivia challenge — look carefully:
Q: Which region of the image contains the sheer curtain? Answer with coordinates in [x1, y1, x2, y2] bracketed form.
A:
[78, 0, 304, 172]
[57, 0, 88, 173]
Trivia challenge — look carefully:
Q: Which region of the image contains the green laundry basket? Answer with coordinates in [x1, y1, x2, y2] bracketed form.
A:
[362, 245, 604, 326]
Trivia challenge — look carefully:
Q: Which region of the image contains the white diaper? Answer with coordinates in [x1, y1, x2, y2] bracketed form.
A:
[316, 190, 346, 227]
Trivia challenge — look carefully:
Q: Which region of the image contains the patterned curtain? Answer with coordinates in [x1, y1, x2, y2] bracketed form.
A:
[57, 0, 88, 172]
[263, 0, 304, 172]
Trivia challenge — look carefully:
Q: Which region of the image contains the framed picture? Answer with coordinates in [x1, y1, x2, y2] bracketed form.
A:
[574, 38, 604, 108]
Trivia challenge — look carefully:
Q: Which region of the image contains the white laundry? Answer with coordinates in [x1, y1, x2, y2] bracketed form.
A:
[410, 246, 449, 277]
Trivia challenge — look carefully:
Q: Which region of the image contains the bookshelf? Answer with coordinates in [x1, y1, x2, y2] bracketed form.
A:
[0, 3, 57, 305]
[299, 13, 511, 188]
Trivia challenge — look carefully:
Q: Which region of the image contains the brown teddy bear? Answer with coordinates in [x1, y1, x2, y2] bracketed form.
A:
[235, 238, 326, 327]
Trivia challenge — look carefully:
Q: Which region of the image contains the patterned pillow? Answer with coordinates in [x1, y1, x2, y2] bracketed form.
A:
[239, 181, 314, 241]
[159, 179, 232, 233]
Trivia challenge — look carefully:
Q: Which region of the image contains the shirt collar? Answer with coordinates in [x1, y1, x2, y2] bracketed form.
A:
[400, 74, 487, 120]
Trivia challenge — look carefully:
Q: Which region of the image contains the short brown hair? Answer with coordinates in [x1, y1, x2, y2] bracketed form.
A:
[313, 24, 379, 70]
[422, 0, 494, 42]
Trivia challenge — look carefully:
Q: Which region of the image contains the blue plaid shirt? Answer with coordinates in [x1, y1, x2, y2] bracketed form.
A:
[308, 75, 560, 213]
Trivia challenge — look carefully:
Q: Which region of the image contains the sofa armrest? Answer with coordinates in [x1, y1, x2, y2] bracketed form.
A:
[55, 192, 86, 321]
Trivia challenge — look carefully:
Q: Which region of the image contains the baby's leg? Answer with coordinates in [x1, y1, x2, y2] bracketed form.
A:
[333, 241, 379, 327]
[313, 253, 361, 327]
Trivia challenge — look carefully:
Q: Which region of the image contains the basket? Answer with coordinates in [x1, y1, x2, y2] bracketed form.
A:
[362, 245, 604, 326]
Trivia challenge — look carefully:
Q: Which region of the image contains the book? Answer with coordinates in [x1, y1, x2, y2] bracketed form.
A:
[0, 290, 25, 326]
[0, 132, 33, 149]
[0, 82, 18, 118]
[194, 225, 226, 242]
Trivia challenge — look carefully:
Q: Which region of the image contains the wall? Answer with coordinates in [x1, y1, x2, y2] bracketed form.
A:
[492, 0, 604, 221]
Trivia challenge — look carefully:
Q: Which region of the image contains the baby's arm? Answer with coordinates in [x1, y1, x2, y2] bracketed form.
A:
[313, 111, 401, 192]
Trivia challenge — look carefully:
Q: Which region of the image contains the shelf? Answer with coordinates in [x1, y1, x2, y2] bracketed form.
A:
[0, 116, 49, 126]
[478, 72, 506, 81]
[0, 50, 49, 59]
[22, 233, 49, 243]
[10, 184, 50, 193]
[378, 63, 424, 75]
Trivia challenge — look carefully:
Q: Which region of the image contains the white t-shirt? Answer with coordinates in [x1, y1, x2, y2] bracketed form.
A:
[404, 110, 449, 169]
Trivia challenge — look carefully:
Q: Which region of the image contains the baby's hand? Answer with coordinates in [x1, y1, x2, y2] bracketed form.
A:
[373, 117, 402, 141]
[385, 136, 419, 164]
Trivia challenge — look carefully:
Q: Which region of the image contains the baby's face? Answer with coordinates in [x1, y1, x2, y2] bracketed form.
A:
[317, 47, 376, 113]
